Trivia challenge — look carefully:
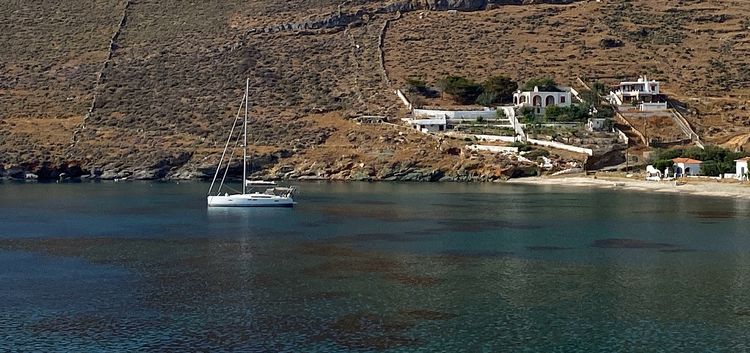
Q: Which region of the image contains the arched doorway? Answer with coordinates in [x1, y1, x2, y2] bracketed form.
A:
[532, 95, 542, 106]
[520, 96, 527, 104]
[545, 95, 555, 106]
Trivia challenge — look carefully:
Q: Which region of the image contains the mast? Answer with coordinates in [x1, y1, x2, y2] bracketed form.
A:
[243, 78, 248, 194]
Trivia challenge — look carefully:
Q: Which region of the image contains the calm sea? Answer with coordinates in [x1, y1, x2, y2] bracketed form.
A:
[1, 181, 750, 352]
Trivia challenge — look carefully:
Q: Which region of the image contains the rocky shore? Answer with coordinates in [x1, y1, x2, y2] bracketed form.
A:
[0, 156, 541, 183]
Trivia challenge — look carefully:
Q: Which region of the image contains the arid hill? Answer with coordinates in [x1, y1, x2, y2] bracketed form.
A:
[1, 0, 748, 179]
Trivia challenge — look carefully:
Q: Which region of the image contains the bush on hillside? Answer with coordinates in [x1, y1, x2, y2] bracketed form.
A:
[522, 77, 559, 92]
[406, 77, 438, 98]
[436, 76, 483, 105]
[510, 141, 532, 152]
[476, 91, 497, 107]
[545, 104, 590, 122]
[482, 75, 517, 104]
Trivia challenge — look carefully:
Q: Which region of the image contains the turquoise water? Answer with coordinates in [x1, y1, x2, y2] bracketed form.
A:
[1, 181, 750, 352]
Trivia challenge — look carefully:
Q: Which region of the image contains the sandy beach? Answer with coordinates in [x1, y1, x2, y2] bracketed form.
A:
[508, 173, 750, 200]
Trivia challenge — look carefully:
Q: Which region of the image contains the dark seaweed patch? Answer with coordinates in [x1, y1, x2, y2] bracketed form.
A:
[591, 238, 677, 249]
[350, 199, 396, 206]
[314, 312, 419, 351]
[399, 309, 458, 321]
[437, 250, 514, 259]
[402, 228, 444, 236]
[383, 273, 441, 287]
[526, 246, 573, 251]
[658, 248, 697, 253]
[689, 210, 736, 219]
[436, 219, 539, 232]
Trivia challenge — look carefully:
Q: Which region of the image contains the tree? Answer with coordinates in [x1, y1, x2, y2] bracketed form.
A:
[544, 105, 590, 122]
[593, 105, 615, 119]
[579, 89, 600, 106]
[522, 77, 559, 91]
[592, 82, 606, 94]
[406, 77, 438, 98]
[544, 105, 565, 121]
[482, 75, 517, 104]
[476, 91, 497, 107]
[519, 107, 536, 124]
[652, 159, 674, 172]
[436, 76, 483, 105]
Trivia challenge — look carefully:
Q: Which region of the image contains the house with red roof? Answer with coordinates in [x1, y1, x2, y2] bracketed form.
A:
[672, 157, 702, 177]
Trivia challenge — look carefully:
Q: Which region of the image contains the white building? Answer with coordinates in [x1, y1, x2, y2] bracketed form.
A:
[587, 118, 608, 132]
[412, 108, 498, 122]
[735, 157, 750, 180]
[513, 86, 572, 115]
[672, 157, 702, 177]
[608, 76, 668, 111]
[406, 115, 447, 133]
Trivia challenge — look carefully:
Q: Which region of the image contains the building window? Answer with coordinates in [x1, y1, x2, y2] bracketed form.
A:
[560, 96, 566, 103]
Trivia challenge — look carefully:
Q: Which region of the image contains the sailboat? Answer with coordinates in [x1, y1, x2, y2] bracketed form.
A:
[207, 79, 296, 207]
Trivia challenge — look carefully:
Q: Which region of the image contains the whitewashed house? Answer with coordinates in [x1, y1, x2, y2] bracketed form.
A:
[587, 118, 608, 132]
[513, 86, 572, 116]
[735, 157, 750, 180]
[608, 76, 668, 111]
[672, 157, 702, 177]
[407, 115, 447, 133]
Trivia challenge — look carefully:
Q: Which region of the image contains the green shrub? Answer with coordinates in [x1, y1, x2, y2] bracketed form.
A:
[476, 91, 497, 107]
[545, 104, 590, 122]
[436, 76, 483, 105]
[652, 159, 674, 172]
[522, 77, 559, 91]
[482, 75, 517, 104]
[510, 141, 532, 152]
[525, 148, 550, 159]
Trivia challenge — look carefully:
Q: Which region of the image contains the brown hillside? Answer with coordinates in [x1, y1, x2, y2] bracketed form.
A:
[1, 0, 749, 177]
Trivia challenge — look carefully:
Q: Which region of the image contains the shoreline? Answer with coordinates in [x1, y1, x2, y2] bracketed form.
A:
[3, 174, 750, 201]
[507, 174, 750, 200]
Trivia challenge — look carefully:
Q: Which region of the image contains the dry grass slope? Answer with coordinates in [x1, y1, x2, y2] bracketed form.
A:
[1, 0, 749, 176]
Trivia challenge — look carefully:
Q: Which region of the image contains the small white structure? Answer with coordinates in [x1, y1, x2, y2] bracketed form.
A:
[735, 157, 750, 180]
[672, 157, 702, 177]
[608, 76, 667, 111]
[513, 86, 572, 115]
[587, 118, 608, 132]
[645, 165, 662, 181]
[412, 108, 498, 121]
[407, 115, 447, 133]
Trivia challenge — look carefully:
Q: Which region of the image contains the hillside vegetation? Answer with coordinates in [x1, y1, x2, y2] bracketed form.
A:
[1, 0, 749, 179]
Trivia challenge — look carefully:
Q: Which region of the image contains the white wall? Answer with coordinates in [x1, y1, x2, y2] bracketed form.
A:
[395, 89, 412, 110]
[640, 102, 668, 111]
[474, 134, 517, 143]
[526, 138, 593, 156]
[413, 108, 499, 120]
[467, 145, 519, 153]
[736, 161, 748, 180]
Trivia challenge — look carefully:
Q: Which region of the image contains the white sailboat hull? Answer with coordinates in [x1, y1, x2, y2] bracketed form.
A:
[207, 194, 295, 207]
